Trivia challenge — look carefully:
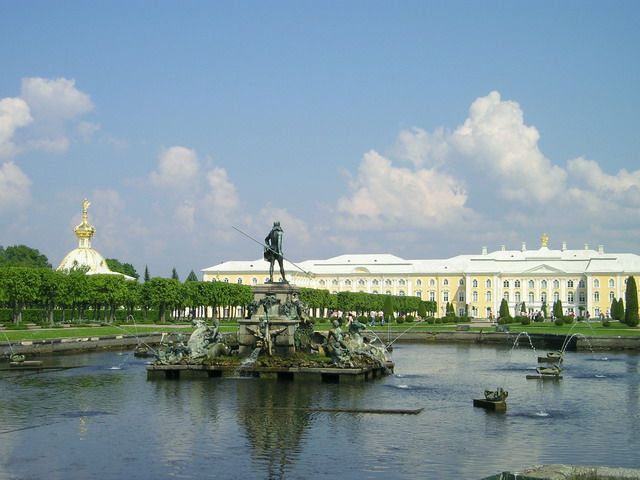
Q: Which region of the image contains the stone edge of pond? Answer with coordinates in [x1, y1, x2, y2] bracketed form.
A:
[480, 464, 640, 479]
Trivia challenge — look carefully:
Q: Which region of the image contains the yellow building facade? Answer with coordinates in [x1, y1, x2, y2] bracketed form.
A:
[202, 236, 640, 319]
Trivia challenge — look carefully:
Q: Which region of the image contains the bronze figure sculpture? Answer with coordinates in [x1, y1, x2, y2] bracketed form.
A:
[264, 221, 287, 283]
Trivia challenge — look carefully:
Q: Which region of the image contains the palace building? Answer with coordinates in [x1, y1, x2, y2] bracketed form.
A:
[202, 234, 640, 319]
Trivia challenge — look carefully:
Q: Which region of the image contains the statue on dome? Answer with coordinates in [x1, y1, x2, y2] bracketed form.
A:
[264, 221, 287, 283]
[82, 198, 91, 216]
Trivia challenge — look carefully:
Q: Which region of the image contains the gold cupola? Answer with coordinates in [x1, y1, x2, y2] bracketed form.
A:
[74, 198, 96, 248]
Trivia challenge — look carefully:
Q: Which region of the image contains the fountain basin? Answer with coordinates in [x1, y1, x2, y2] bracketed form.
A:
[473, 398, 507, 412]
[147, 362, 393, 382]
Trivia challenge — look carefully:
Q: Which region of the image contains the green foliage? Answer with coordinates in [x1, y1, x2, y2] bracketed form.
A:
[144, 265, 150, 282]
[616, 298, 625, 321]
[105, 258, 139, 280]
[541, 300, 548, 318]
[499, 298, 511, 320]
[553, 299, 564, 319]
[624, 276, 639, 327]
[0, 245, 51, 269]
[554, 318, 564, 326]
[383, 295, 394, 322]
[519, 316, 530, 325]
[610, 298, 618, 320]
[171, 268, 179, 281]
[185, 270, 198, 282]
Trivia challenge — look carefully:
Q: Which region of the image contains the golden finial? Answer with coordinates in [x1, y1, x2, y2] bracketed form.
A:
[75, 198, 96, 245]
[541, 233, 549, 248]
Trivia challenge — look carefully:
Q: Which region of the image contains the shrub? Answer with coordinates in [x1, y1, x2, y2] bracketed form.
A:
[520, 316, 531, 326]
[563, 316, 575, 324]
[405, 315, 415, 323]
[396, 316, 405, 324]
[602, 319, 611, 327]
[554, 318, 564, 326]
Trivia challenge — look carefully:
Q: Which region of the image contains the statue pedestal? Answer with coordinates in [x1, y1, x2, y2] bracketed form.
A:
[238, 283, 301, 356]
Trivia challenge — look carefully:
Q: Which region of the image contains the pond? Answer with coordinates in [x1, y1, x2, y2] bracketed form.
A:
[1, 343, 638, 479]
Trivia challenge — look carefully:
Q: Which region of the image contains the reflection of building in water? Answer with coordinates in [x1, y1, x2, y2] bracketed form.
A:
[236, 380, 315, 478]
[57, 199, 133, 279]
[203, 234, 640, 319]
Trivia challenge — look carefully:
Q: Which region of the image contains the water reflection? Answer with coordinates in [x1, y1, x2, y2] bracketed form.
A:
[1, 346, 640, 479]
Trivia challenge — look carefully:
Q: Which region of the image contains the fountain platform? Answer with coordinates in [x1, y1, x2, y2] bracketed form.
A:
[147, 361, 393, 382]
[526, 374, 563, 380]
[473, 398, 507, 412]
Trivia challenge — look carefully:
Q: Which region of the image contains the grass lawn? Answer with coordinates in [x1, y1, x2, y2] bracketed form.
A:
[1, 320, 638, 342]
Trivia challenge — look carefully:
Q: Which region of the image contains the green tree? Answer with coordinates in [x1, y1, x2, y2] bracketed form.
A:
[0, 245, 51, 268]
[144, 265, 150, 282]
[383, 295, 394, 322]
[498, 298, 511, 320]
[624, 276, 639, 327]
[0, 267, 42, 323]
[143, 277, 181, 322]
[541, 300, 548, 318]
[186, 270, 198, 282]
[105, 258, 139, 280]
[553, 299, 564, 319]
[171, 268, 179, 281]
[616, 298, 625, 321]
[610, 298, 618, 319]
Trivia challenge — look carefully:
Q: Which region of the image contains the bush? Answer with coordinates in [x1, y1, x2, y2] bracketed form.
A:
[405, 315, 415, 323]
[563, 316, 575, 324]
[396, 316, 405, 324]
[602, 319, 611, 327]
[554, 318, 564, 326]
[519, 316, 531, 326]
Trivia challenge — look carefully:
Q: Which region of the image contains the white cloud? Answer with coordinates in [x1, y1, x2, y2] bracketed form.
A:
[201, 167, 239, 220]
[567, 156, 640, 207]
[257, 206, 311, 245]
[394, 127, 449, 168]
[20, 77, 93, 120]
[76, 121, 100, 139]
[0, 161, 31, 211]
[336, 149, 469, 229]
[0, 97, 33, 158]
[149, 146, 200, 188]
[174, 202, 196, 232]
[450, 91, 566, 203]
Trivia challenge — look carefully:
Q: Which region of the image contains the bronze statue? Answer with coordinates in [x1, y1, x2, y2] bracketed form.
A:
[264, 221, 287, 283]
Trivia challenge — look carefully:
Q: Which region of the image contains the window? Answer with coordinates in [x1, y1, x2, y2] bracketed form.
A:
[372, 279, 379, 286]
[237, 278, 242, 284]
[529, 280, 535, 289]
[568, 291, 574, 303]
[503, 292, 509, 301]
[541, 280, 548, 289]
[486, 291, 492, 301]
[515, 292, 521, 303]
[609, 291, 615, 302]
[486, 279, 492, 288]
[399, 290, 405, 296]
[579, 292, 585, 303]
[594, 291, 600, 302]
[567, 280, 574, 288]
[385, 279, 392, 286]
[503, 280, 509, 288]
[416, 290, 422, 298]
[345, 279, 352, 286]
[514, 280, 521, 288]
[385, 290, 391, 295]
[579, 280, 585, 288]
[319, 279, 326, 286]
[443, 279, 449, 286]
[458, 292, 465, 302]
[252, 278, 258, 286]
[594, 279, 600, 288]
[459, 278, 464, 286]
[529, 292, 534, 304]
[553, 292, 559, 302]
[443, 291, 449, 302]
[541, 292, 547, 303]
[429, 291, 435, 301]
[472, 279, 478, 288]
[553, 279, 559, 289]
[472, 291, 478, 302]
[358, 279, 365, 286]
[399, 279, 406, 286]
[430, 279, 435, 287]
[416, 279, 422, 287]
[609, 279, 615, 288]
[223, 277, 229, 283]
[332, 279, 338, 286]
[458, 308, 465, 317]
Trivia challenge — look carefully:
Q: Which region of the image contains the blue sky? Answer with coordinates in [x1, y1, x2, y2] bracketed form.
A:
[1, 1, 639, 278]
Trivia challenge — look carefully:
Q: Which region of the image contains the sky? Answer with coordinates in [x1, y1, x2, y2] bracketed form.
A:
[1, 1, 639, 279]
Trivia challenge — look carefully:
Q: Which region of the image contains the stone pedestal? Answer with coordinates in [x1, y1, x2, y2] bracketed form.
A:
[238, 283, 301, 356]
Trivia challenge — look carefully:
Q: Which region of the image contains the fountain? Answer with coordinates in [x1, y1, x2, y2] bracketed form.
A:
[147, 222, 392, 382]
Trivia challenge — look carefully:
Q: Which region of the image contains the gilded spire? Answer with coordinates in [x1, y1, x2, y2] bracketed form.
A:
[540, 233, 549, 248]
[74, 198, 96, 248]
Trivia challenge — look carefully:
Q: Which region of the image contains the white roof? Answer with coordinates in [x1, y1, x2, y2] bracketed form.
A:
[57, 247, 134, 279]
[202, 246, 640, 277]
